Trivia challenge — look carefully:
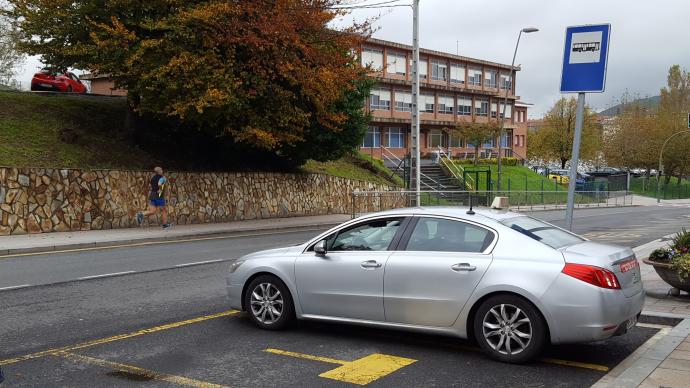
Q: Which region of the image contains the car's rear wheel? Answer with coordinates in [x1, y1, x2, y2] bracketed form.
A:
[473, 294, 547, 363]
[244, 275, 294, 330]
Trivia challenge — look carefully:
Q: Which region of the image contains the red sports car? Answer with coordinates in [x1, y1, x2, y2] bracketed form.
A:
[30, 69, 88, 93]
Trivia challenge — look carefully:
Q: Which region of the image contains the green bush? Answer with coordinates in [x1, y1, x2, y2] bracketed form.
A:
[452, 157, 520, 166]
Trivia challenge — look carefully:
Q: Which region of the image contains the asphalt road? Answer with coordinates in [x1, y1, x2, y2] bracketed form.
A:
[0, 205, 687, 387]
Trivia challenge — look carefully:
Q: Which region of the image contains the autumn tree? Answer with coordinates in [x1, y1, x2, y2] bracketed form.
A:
[6, 0, 372, 166]
[657, 65, 690, 185]
[0, 0, 23, 84]
[528, 97, 602, 168]
[603, 93, 659, 173]
[453, 120, 501, 165]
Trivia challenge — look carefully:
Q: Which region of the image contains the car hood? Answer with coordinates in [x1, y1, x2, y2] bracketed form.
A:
[239, 245, 303, 261]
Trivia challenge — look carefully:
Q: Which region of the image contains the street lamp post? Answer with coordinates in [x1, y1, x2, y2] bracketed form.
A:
[497, 27, 538, 192]
[656, 130, 690, 203]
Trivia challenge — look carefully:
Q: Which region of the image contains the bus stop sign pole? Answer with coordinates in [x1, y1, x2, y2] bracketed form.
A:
[565, 93, 585, 230]
[560, 24, 611, 230]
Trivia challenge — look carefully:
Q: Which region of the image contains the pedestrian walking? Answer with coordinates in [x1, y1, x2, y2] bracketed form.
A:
[136, 166, 171, 229]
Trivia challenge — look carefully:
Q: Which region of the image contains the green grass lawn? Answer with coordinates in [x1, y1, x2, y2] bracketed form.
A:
[0, 91, 156, 169]
[630, 176, 690, 199]
[453, 163, 560, 192]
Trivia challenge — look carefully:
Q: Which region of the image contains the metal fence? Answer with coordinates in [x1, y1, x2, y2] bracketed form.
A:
[350, 190, 633, 218]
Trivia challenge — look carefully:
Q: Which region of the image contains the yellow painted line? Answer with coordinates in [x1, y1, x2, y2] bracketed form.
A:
[0, 310, 239, 366]
[0, 227, 327, 259]
[540, 357, 610, 372]
[57, 351, 229, 388]
[265, 348, 416, 386]
[264, 348, 347, 365]
[319, 353, 417, 386]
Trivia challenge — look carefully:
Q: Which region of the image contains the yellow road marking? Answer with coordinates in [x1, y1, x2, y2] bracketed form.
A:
[265, 348, 416, 386]
[264, 348, 348, 365]
[0, 310, 239, 366]
[320, 353, 417, 386]
[57, 351, 229, 388]
[541, 357, 610, 372]
[0, 227, 326, 259]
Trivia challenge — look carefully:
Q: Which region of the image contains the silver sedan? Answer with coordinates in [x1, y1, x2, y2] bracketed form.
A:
[226, 207, 644, 363]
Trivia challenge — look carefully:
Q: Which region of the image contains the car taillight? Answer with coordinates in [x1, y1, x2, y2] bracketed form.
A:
[562, 263, 620, 289]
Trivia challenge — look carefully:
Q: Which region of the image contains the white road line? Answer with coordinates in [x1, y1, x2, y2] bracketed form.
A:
[78, 271, 135, 280]
[175, 259, 226, 268]
[0, 284, 31, 291]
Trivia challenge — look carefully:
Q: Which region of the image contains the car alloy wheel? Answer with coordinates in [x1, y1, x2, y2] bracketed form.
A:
[250, 282, 284, 325]
[244, 274, 294, 330]
[482, 304, 532, 355]
[473, 294, 546, 363]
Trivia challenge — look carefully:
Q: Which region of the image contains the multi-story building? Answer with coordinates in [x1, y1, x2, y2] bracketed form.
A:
[359, 38, 529, 161]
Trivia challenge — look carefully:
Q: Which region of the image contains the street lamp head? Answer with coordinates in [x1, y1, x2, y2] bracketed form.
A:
[522, 27, 539, 33]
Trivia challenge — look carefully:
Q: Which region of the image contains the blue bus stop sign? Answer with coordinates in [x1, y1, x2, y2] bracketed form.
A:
[560, 24, 611, 93]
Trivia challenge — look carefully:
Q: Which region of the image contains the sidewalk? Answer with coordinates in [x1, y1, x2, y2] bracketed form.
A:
[632, 195, 690, 207]
[0, 214, 351, 256]
[594, 234, 690, 387]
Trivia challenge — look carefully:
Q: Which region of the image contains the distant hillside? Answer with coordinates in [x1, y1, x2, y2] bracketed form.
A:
[599, 95, 660, 117]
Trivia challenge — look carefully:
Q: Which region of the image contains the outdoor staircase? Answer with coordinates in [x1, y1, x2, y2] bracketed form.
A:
[420, 164, 464, 191]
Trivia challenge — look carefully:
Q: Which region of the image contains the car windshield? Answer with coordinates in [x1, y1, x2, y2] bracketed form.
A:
[501, 216, 584, 249]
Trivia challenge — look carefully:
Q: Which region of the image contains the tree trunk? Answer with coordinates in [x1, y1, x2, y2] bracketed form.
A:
[474, 146, 479, 165]
[561, 158, 568, 169]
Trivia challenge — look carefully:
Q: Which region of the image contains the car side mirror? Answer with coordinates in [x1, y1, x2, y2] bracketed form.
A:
[314, 240, 327, 256]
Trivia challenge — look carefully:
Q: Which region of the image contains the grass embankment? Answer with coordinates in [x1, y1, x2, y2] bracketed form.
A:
[0, 91, 401, 186]
[0, 90, 155, 169]
[302, 151, 404, 187]
[452, 163, 558, 191]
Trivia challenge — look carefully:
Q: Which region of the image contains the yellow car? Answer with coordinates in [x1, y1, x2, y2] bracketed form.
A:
[548, 169, 570, 184]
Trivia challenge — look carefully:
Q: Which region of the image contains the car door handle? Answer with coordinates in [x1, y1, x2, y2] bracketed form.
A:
[451, 263, 477, 272]
[361, 260, 382, 269]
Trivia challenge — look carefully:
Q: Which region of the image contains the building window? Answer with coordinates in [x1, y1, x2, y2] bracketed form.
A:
[410, 59, 428, 79]
[457, 97, 472, 116]
[500, 133, 510, 147]
[361, 48, 383, 71]
[484, 69, 498, 88]
[500, 73, 512, 90]
[475, 98, 488, 116]
[422, 94, 435, 113]
[450, 64, 465, 84]
[484, 137, 495, 148]
[468, 68, 483, 86]
[428, 129, 444, 148]
[449, 133, 464, 147]
[370, 89, 391, 110]
[437, 95, 454, 114]
[499, 103, 513, 119]
[362, 126, 380, 147]
[431, 60, 448, 81]
[395, 90, 412, 112]
[490, 102, 498, 118]
[387, 127, 405, 148]
[386, 52, 407, 75]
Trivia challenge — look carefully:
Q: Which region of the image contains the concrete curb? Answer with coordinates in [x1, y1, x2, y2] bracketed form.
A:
[0, 221, 342, 258]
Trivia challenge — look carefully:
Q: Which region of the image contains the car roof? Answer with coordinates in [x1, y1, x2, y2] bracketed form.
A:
[359, 206, 525, 223]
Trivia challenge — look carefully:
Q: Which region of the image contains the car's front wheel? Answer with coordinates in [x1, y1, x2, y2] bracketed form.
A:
[244, 275, 294, 330]
[473, 294, 547, 363]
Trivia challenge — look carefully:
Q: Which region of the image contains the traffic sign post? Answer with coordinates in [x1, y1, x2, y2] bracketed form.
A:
[561, 24, 611, 230]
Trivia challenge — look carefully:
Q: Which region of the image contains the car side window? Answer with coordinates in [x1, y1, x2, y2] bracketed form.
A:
[405, 217, 494, 253]
[329, 218, 404, 252]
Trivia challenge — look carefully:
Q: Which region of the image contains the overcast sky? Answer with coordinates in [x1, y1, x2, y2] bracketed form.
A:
[14, 0, 690, 118]
[330, 0, 690, 117]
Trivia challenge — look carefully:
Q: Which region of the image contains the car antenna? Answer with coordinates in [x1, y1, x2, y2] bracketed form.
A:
[466, 193, 475, 215]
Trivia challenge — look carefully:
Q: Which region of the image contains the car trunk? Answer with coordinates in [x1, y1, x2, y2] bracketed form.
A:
[560, 241, 643, 298]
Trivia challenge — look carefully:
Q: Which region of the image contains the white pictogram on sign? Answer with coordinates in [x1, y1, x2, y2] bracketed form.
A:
[569, 31, 603, 64]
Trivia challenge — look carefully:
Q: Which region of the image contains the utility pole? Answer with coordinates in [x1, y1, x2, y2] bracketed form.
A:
[410, 0, 421, 205]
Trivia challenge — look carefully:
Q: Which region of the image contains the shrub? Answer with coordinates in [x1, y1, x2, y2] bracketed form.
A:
[650, 248, 672, 263]
[672, 254, 690, 279]
[452, 157, 520, 166]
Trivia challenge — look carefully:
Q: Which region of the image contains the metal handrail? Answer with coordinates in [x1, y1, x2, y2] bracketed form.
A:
[437, 146, 475, 190]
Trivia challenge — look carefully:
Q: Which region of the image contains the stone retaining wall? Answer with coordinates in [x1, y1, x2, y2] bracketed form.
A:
[0, 167, 403, 235]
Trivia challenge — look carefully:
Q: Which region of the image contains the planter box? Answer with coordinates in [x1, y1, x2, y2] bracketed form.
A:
[643, 258, 690, 292]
